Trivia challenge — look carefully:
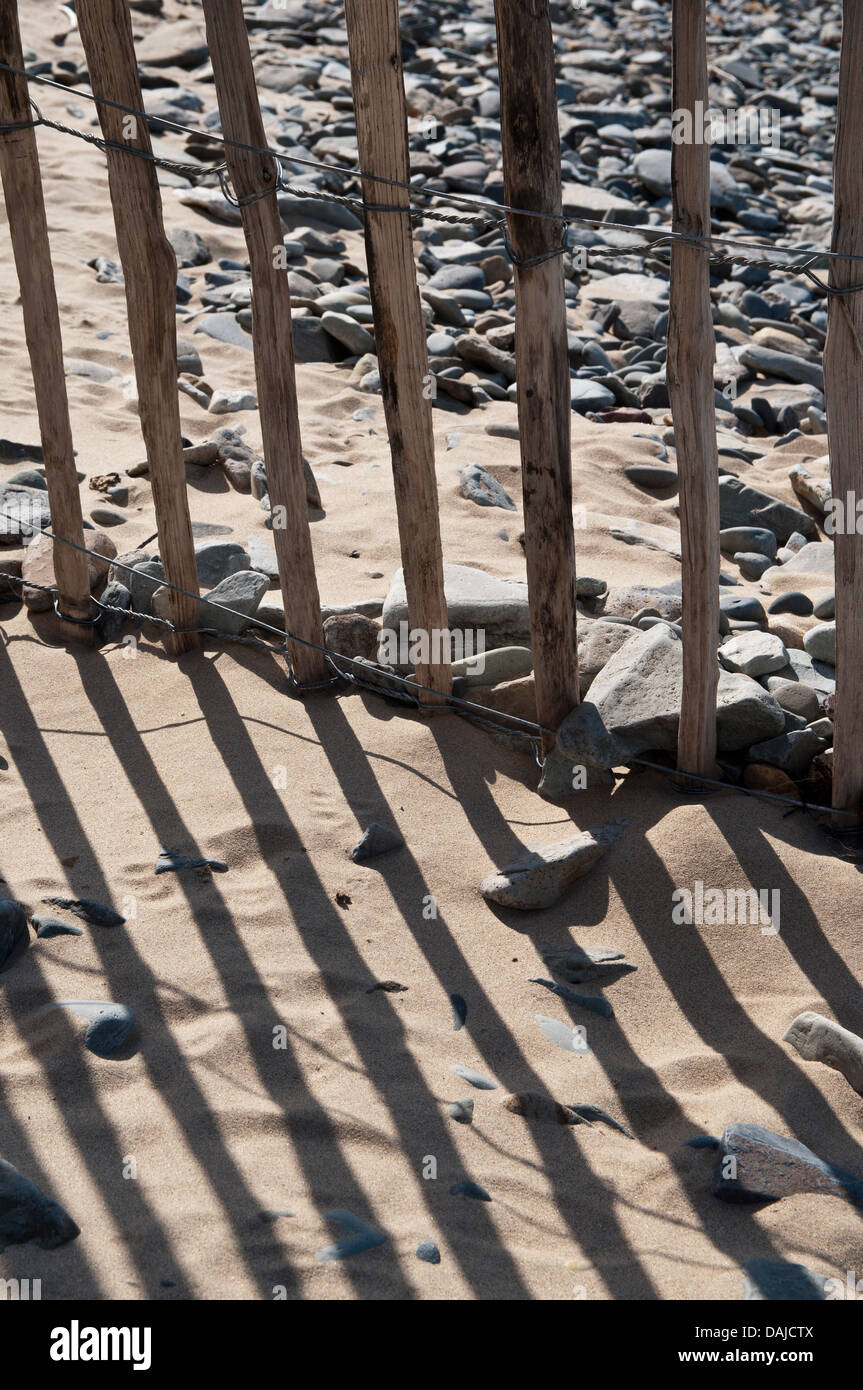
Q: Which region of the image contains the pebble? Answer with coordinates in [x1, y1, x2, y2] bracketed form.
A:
[449, 994, 467, 1032]
[208, 388, 257, 415]
[450, 1065, 496, 1091]
[713, 1122, 863, 1208]
[41, 896, 125, 927]
[804, 622, 836, 665]
[315, 1210, 387, 1262]
[458, 462, 516, 511]
[0, 1159, 79, 1253]
[446, 1099, 474, 1125]
[536, 1014, 590, 1055]
[30, 915, 83, 939]
[416, 1241, 441, 1265]
[569, 1104, 634, 1138]
[480, 819, 629, 910]
[768, 592, 813, 617]
[34, 1000, 136, 1057]
[529, 978, 613, 1019]
[351, 822, 404, 862]
[450, 1181, 491, 1202]
[155, 847, 229, 876]
[813, 592, 835, 620]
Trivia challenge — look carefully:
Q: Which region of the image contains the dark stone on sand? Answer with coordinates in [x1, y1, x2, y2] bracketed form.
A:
[450, 993, 467, 1031]
[41, 896, 125, 927]
[31, 915, 83, 939]
[447, 1099, 474, 1125]
[768, 592, 813, 617]
[0, 1159, 80, 1253]
[712, 1122, 863, 1208]
[529, 978, 613, 1019]
[450, 1181, 491, 1201]
[416, 1240, 441, 1264]
[742, 1259, 829, 1301]
[315, 1209, 387, 1262]
[366, 980, 408, 994]
[351, 822, 404, 862]
[0, 898, 28, 968]
[450, 1065, 496, 1090]
[683, 1136, 720, 1149]
[155, 846, 228, 875]
[569, 1103, 633, 1138]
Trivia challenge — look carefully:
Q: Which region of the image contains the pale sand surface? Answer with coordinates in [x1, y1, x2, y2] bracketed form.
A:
[1, 2, 862, 1302]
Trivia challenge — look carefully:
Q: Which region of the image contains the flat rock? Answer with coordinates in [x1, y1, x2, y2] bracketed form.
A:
[712, 1122, 863, 1208]
[718, 474, 816, 544]
[0, 1159, 80, 1253]
[745, 728, 825, 778]
[197, 570, 269, 635]
[320, 311, 375, 356]
[382, 564, 530, 647]
[480, 818, 629, 910]
[459, 463, 516, 511]
[720, 631, 788, 677]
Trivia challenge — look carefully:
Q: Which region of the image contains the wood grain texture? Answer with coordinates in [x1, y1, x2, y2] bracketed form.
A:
[824, 1, 863, 816]
[344, 0, 451, 700]
[668, 0, 720, 778]
[202, 0, 326, 685]
[77, 0, 199, 653]
[494, 0, 579, 750]
[0, 0, 93, 642]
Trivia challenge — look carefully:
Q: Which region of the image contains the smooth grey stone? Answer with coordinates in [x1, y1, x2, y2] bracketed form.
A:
[96, 580, 132, 643]
[446, 1099, 475, 1125]
[569, 1103, 634, 1137]
[320, 311, 375, 356]
[169, 227, 211, 267]
[277, 194, 363, 231]
[745, 728, 826, 778]
[452, 645, 532, 687]
[351, 822, 404, 862]
[155, 846, 228, 875]
[761, 543, 835, 583]
[458, 462, 516, 511]
[633, 148, 746, 210]
[176, 336, 203, 376]
[739, 344, 824, 390]
[89, 506, 127, 528]
[624, 464, 677, 489]
[713, 1122, 863, 1208]
[570, 377, 616, 412]
[718, 475, 815, 544]
[450, 1181, 491, 1201]
[416, 1240, 441, 1265]
[742, 1260, 829, 1301]
[427, 331, 456, 356]
[383, 564, 530, 648]
[35, 1000, 135, 1057]
[813, 592, 835, 620]
[190, 521, 233, 538]
[246, 534, 279, 581]
[427, 264, 485, 292]
[804, 621, 835, 665]
[538, 700, 626, 800]
[0, 898, 28, 969]
[528, 978, 613, 1019]
[720, 527, 780, 559]
[129, 560, 166, 614]
[769, 680, 820, 723]
[450, 993, 467, 1031]
[193, 541, 250, 586]
[720, 594, 766, 624]
[194, 312, 253, 351]
[6, 468, 46, 490]
[450, 1065, 496, 1091]
[199, 569, 269, 635]
[41, 896, 125, 927]
[768, 592, 813, 617]
[537, 1014, 590, 1054]
[0, 1159, 80, 1253]
[735, 552, 772, 580]
[314, 1209, 387, 1262]
[720, 631, 788, 677]
[31, 915, 83, 939]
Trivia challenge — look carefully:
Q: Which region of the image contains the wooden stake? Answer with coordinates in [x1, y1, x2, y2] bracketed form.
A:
[824, 0, 863, 818]
[0, 0, 93, 642]
[494, 0, 579, 750]
[77, 0, 199, 653]
[668, 0, 720, 778]
[201, 0, 327, 686]
[344, 0, 451, 700]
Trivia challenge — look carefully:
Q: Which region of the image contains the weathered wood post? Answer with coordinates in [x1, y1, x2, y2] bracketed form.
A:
[0, 0, 94, 642]
[344, 0, 451, 701]
[824, 0, 863, 818]
[202, 0, 328, 685]
[494, 0, 579, 751]
[77, 0, 199, 653]
[668, 0, 720, 779]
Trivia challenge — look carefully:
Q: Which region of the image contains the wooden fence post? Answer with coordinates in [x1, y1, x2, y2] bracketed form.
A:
[77, 0, 199, 653]
[201, 0, 327, 686]
[824, 0, 863, 818]
[494, 0, 579, 750]
[668, 0, 720, 779]
[0, 0, 94, 642]
[344, 0, 451, 701]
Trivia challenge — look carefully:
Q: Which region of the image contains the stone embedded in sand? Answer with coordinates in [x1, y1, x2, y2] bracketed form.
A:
[450, 994, 467, 1032]
[315, 1209, 386, 1263]
[480, 818, 629, 911]
[351, 822, 404, 863]
[540, 943, 635, 986]
[450, 1180, 491, 1201]
[0, 898, 28, 969]
[155, 847, 228, 876]
[34, 1001, 136, 1058]
[416, 1240, 441, 1264]
[42, 896, 125, 928]
[451, 1065, 496, 1091]
[500, 1092, 583, 1124]
[569, 1103, 634, 1138]
[537, 700, 628, 800]
[0, 1159, 79, 1253]
[30, 915, 83, 939]
[537, 1014, 590, 1054]
[446, 1099, 475, 1125]
[529, 978, 614, 1019]
[459, 462, 516, 511]
[712, 1122, 863, 1208]
[742, 1259, 829, 1301]
[783, 1011, 863, 1097]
